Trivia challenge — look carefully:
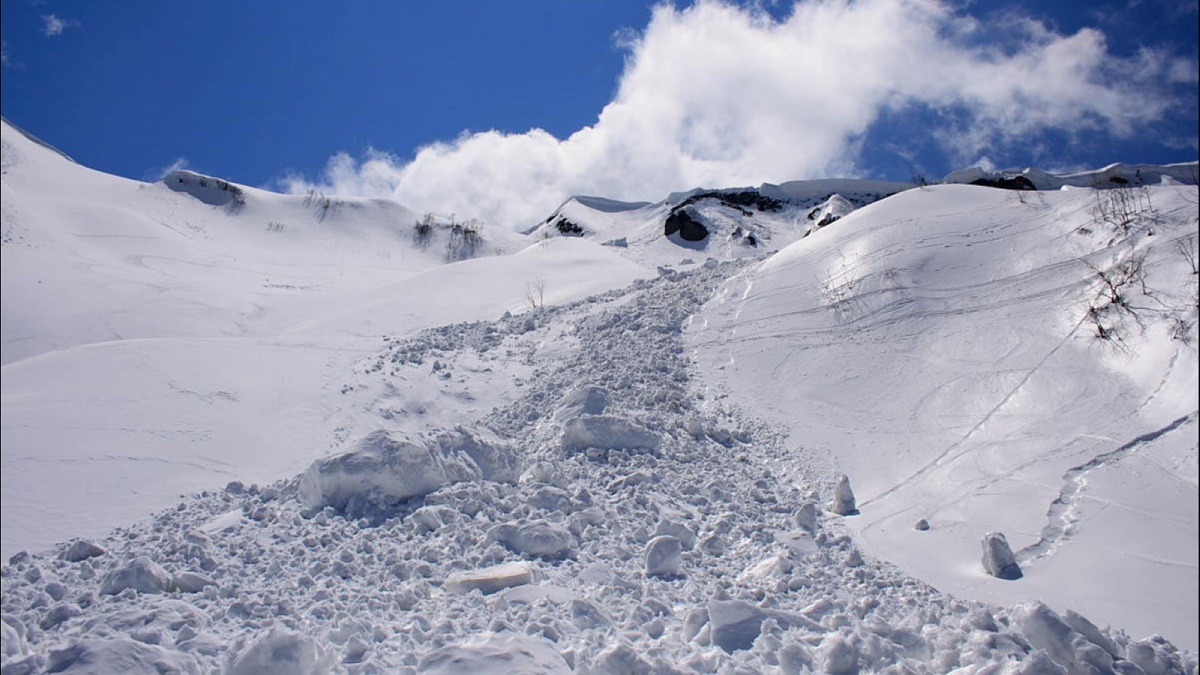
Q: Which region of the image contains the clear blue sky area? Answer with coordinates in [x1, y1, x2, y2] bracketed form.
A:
[2, 0, 1197, 203]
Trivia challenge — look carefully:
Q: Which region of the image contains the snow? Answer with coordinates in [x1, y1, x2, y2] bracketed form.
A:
[298, 427, 520, 519]
[690, 179, 1200, 647]
[3, 115, 1199, 672]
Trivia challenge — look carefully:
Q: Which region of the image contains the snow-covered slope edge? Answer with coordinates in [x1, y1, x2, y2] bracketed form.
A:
[5, 260, 1194, 674]
[690, 181, 1200, 648]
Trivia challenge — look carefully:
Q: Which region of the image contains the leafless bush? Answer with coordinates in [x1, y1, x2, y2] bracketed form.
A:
[1090, 186, 1156, 237]
[413, 213, 434, 249]
[525, 277, 546, 311]
[1083, 253, 1150, 343]
[446, 218, 483, 262]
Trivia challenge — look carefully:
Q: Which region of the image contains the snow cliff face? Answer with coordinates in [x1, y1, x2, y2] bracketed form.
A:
[2, 115, 1198, 671]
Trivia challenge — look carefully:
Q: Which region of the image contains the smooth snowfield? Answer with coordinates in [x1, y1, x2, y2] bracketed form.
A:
[691, 182, 1200, 647]
[3, 114, 1198, 672]
[1, 118, 652, 557]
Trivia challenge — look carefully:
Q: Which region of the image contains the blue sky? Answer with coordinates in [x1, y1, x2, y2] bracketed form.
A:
[2, 0, 1197, 228]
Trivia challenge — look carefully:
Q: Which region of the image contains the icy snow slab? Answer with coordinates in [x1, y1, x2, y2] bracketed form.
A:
[444, 562, 537, 595]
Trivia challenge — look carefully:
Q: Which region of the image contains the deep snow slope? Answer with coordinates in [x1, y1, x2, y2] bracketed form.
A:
[1, 118, 531, 365]
[690, 180, 1200, 648]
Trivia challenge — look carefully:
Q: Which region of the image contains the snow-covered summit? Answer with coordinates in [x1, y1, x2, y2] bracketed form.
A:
[528, 179, 913, 266]
[943, 161, 1200, 190]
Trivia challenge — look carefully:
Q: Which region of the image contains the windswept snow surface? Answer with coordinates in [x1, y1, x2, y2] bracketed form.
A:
[690, 181, 1200, 648]
[4, 113, 1198, 671]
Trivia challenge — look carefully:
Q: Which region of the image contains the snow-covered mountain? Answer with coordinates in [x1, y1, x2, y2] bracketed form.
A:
[2, 116, 1198, 673]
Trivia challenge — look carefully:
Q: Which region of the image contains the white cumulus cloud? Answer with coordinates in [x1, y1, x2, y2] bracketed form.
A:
[283, 0, 1194, 229]
[42, 14, 80, 37]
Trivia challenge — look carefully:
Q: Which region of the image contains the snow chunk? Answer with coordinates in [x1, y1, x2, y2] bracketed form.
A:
[99, 557, 172, 595]
[553, 384, 610, 421]
[172, 572, 215, 593]
[299, 426, 519, 518]
[225, 629, 330, 675]
[585, 643, 652, 674]
[560, 415, 661, 453]
[419, 632, 570, 674]
[1018, 602, 1118, 675]
[709, 600, 769, 653]
[980, 532, 1022, 580]
[62, 540, 106, 563]
[45, 637, 201, 675]
[818, 634, 860, 674]
[645, 535, 683, 578]
[488, 520, 575, 559]
[445, 562, 536, 595]
[830, 474, 857, 515]
[796, 501, 819, 534]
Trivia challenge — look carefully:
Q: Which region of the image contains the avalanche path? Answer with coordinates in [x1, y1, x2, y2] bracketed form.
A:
[2, 262, 1194, 674]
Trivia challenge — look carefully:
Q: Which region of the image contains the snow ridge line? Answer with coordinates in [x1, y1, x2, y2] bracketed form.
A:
[1018, 410, 1199, 565]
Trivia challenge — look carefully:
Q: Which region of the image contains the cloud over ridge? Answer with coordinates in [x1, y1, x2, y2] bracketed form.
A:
[284, 0, 1196, 229]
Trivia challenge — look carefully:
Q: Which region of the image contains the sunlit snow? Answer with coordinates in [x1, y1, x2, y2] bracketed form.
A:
[2, 117, 1197, 672]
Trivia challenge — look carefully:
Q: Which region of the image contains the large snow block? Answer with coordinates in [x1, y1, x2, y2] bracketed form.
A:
[488, 520, 575, 559]
[830, 475, 858, 516]
[560, 415, 661, 453]
[980, 531, 1022, 580]
[299, 426, 519, 518]
[225, 629, 328, 675]
[99, 557, 173, 595]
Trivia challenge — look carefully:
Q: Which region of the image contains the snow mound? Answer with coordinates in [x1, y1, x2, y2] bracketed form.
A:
[299, 426, 520, 519]
[225, 628, 331, 675]
[99, 556, 173, 595]
[418, 631, 570, 674]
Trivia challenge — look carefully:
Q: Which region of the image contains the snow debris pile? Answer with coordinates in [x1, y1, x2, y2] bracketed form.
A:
[2, 262, 1196, 674]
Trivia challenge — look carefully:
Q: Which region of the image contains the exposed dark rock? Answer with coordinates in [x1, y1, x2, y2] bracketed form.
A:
[555, 218, 585, 236]
[664, 209, 709, 242]
[969, 175, 1037, 191]
[677, 189, 785, 213]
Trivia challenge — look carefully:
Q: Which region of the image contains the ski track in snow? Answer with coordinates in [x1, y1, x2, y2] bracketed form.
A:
[1019, 411, 1200, 565]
